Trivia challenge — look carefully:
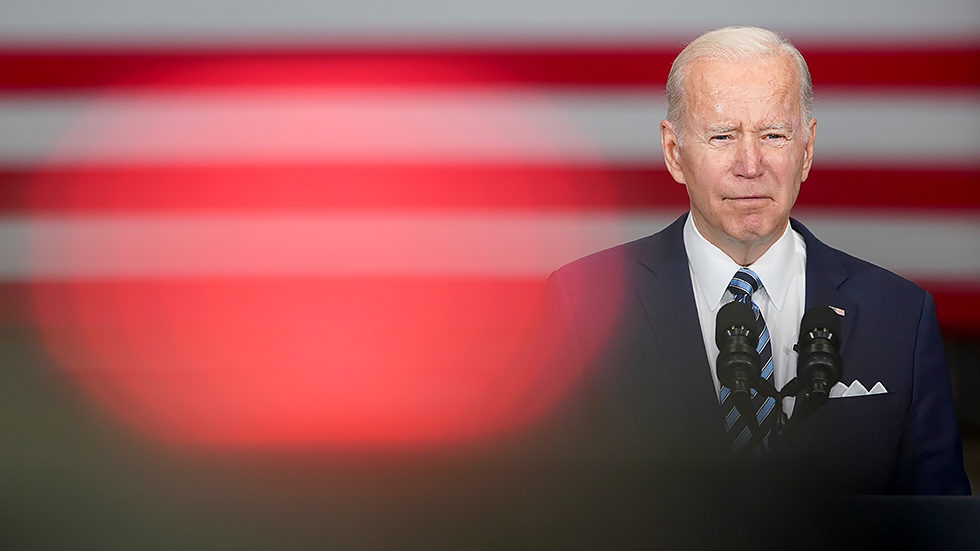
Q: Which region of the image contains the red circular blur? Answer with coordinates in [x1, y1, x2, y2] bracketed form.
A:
[28, 56, 625, 449]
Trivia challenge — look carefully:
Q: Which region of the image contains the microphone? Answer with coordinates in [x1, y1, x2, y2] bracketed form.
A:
[715, 301, 761, 401]
[794, 305, 843, 414]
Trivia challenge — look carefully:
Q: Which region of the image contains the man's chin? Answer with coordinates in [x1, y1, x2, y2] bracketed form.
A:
[724, 221, 785, 251]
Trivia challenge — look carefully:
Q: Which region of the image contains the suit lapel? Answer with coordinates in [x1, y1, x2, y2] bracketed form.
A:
[635, 215, 724, 440]
[792, 219, 856, 354]
[790, 218, 857, 440]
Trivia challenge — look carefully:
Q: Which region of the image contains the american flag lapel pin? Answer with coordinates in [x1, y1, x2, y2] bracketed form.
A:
[831, 306, 846, 317]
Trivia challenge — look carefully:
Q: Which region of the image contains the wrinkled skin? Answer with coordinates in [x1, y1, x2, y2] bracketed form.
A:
[661, 55, 817, 265]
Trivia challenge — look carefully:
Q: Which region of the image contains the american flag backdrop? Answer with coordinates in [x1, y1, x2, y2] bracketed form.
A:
[0, 0, 978, 452]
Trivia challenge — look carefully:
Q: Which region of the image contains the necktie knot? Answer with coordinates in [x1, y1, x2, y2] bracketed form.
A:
[728, 268, 762, 304]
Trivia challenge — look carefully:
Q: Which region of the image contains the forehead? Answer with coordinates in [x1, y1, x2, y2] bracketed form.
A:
[683, 55, 800, 125]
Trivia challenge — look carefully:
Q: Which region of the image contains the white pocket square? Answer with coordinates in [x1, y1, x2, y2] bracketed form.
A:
[829, 380, 888, 398]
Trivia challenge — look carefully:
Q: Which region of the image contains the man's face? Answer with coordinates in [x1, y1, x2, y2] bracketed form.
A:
[661, 55, 816, 262]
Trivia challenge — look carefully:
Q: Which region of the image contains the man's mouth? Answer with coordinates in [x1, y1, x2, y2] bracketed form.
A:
[727, 196, 769, 201]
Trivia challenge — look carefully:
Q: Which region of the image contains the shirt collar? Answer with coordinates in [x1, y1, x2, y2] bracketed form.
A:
[683, 214, 797, 311]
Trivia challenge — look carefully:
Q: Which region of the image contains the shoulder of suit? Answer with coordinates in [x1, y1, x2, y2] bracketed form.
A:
[833, 247, 927, 297]
[797, 220, 928, 299]
[558, 234, 652, 271]
[553, 225, 680, 291]
[555, 214, 686, 278]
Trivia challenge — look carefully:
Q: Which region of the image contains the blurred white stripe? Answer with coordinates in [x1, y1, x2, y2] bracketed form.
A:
[2, 212, 978, 281]
[0, 0, 977, 44]
[0, 212, 676, 279]
[1, 91, 978, 167]
[795, 212, 980, 282]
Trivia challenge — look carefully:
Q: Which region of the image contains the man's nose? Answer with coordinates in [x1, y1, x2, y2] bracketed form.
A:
[733, 138, 764, 178]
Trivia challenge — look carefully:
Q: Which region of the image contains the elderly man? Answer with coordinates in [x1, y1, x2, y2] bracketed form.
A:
[541, 26, 970, 495]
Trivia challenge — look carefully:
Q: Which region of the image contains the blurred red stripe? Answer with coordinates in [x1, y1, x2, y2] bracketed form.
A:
[0, 44, 977, 90]
[797, 169, 980, 210]
[3, 164, 977, 211]
[922, 281, 980, 340]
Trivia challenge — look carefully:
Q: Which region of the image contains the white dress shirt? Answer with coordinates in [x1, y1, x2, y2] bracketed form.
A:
[683, 215, 807, 416]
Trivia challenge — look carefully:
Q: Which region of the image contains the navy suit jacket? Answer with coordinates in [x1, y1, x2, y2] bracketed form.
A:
[541, 214, 970, 495]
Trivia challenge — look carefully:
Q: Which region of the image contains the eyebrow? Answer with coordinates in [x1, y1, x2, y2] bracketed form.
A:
[704, 125, 738, 135]
[701, 122, 795, 137]
[759, 122, 794, 132]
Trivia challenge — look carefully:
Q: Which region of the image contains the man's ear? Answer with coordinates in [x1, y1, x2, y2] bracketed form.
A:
[660, 120, 687, 185]
[800, 118, 817, 182]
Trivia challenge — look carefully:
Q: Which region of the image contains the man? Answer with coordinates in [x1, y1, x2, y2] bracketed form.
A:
[540, 26, 970, 495]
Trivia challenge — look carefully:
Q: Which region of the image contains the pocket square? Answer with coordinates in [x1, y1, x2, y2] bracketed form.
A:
[829, 380, 888, 398]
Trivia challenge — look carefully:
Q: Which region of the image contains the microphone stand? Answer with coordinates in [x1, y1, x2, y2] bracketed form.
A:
[735, 377, 781, 457]
[766, 377, 830, 455]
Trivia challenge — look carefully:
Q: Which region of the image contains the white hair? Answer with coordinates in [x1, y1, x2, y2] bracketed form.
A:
[665, 26, 813, 143]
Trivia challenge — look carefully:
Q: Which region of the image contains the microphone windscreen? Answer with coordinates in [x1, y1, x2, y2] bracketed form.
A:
[715, 301, 757, 349]
[800, 305, 842, 340]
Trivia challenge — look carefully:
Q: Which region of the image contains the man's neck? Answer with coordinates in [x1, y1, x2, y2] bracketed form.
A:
[721, 239, 777, 267]
[692, 216, 786, 266]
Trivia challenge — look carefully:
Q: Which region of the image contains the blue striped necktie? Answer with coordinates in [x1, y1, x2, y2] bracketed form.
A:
[720, 268, 776, 453]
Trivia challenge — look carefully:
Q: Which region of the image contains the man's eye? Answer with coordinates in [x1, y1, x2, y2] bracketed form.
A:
[765, 133, 786, 140]
[711, 135, 732, 141]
